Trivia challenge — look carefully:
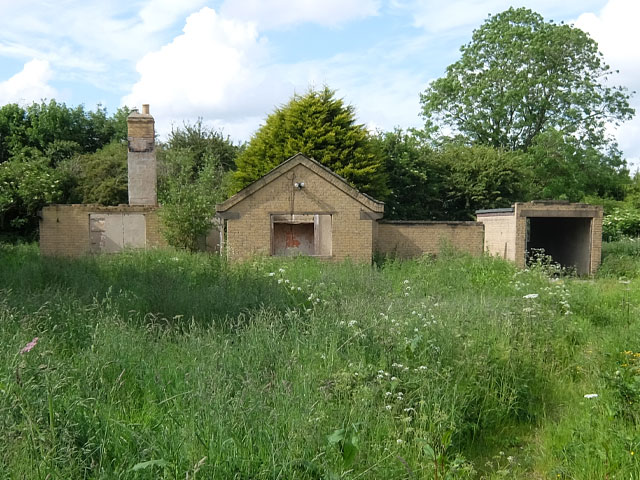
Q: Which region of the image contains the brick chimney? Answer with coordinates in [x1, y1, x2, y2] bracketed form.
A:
[127, 105, 156, 205]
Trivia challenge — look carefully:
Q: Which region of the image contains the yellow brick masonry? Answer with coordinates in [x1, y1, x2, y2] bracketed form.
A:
[40, 204, 166, 256]
[375, 221, 484, 258]
[224, 163, 376, 262]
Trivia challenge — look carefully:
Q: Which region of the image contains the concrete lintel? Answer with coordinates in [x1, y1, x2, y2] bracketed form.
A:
[360, 211, 384, 220]
[217, 211, 240, 220]
[518, 209, 599, 218]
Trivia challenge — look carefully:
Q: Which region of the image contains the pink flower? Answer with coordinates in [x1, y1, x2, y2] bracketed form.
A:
[20, 337, 39, 355]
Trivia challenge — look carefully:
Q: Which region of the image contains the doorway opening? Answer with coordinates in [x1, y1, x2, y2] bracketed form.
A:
[526, 217, 592, 274]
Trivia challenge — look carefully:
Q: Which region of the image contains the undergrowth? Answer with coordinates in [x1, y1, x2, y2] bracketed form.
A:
[0, 243, 639, 479]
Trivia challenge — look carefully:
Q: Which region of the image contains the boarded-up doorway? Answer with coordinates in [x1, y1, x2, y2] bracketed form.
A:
[90, 213, 146, 253]
[526, 217, 592, 274]
[271, 214, 332, 257]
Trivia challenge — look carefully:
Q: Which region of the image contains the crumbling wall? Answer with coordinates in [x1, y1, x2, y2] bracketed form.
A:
[40, 205, 166, 256]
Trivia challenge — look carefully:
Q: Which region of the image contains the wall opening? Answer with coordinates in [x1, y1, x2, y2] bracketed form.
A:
[526, 217, 592, 274]
[271, 214, 332, 257]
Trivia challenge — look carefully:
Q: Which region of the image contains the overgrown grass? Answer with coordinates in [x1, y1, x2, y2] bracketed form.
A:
[1, 243, 639, 479]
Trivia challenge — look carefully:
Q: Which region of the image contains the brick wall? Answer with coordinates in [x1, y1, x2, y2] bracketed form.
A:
[40, 204, 166, 256]
[224, 163, 377, 262]
[476, 211, 516, 261]
[375, 221, 484, 258]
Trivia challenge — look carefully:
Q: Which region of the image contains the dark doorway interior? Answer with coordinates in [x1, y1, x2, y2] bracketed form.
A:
[527, 217, 592, 274]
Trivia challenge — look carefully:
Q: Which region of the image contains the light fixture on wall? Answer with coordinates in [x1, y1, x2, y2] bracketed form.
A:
[294, 182, 305, 189]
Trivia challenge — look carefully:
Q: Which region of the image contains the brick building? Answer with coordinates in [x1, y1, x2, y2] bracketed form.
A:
[216, 153, 484, 262]
[477, 202, 603, 275]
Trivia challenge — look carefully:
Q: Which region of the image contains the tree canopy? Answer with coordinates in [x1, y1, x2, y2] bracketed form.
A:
[233, 87, 388, 200]
[420, 7, 634, 152]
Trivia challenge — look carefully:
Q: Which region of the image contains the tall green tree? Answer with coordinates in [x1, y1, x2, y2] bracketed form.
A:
[373, 128, 445, 220]
[420, 7, 634, 152]
[233, 87, 388, 199]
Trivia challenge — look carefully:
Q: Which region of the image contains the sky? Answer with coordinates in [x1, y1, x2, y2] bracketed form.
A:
[0, 0, 638, 165]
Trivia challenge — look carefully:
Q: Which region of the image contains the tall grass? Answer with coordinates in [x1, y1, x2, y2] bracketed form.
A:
[1, 243, 639, 478]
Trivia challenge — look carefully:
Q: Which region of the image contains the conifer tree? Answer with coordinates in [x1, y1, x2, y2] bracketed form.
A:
[233, 87, 388, 199]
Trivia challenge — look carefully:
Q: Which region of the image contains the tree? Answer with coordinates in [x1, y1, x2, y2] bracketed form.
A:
[434, 143, 532, 220]
[373, 128, 446, 220]
[233, 87, 388, 199]
[158, 123, 238, 251]
[525, 130, 629, 202]
[59, 141, 129, 205]
[420, 7, 634, 152]
[0, 149, 64, 235]
[164, 119, 239, 171]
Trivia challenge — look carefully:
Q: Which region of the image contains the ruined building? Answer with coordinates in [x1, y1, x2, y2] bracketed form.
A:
[39, 106, 604, 274]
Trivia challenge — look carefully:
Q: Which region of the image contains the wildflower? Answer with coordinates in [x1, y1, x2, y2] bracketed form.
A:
[391, 376, 398, 381]
[385, 405, 392, 410]
[268, 272, 275, 276]
[396, 439, 403, 444]
[278, 268, 285, 273]
[403, 280, 409, 284]
[278, 279, 283, 284]
[20, 337, 39, 355]
[584, 393, 598, 399]
[523, 293, 539, 299]
[385, 391, 392, 397]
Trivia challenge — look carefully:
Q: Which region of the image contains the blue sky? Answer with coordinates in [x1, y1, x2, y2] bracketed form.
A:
[0, 0, 638, 165]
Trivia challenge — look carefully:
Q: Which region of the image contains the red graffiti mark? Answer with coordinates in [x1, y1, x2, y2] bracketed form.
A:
[285, 231, 301, 248]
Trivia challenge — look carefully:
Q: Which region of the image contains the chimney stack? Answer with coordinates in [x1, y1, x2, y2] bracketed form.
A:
[127, 104, 156, 205]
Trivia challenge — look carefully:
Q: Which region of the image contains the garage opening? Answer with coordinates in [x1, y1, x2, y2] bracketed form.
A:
[271, 214, 332, 257]
[526, 217, 592, 275]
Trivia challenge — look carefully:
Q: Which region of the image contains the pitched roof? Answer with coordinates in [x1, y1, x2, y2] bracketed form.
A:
[216, 153, 385, 213]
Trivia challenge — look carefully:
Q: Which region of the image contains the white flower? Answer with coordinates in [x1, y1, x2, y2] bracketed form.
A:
[523, 293, 539, 299]
[278, 279, 283, 284]
[396, 439, 403, 444]
[391, 376, 398, 381]
[385, 391, 392, 396]
[385, 405, 392, 410]
[584, 393, 598, 399]
[268, 272, 275, 276]
[278, 268, 285, 273]
[403, 280, 409, 284]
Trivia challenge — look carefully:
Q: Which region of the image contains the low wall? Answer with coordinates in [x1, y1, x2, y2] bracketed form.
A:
[375, 221, 484, 258]
[40, 204, 166, 256]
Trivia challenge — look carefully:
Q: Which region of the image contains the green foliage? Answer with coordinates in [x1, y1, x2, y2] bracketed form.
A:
[373, 128, 446, 220]
[603, 207, 640, 241]
[233, 87, 388, 199]
[434, 143, 531, 219]
[158, 126, 235, 250]
[526, 130, 629, 201]
[1, 246, 640, 477]
[59, 141, 128, 205]
[0, 150, 64, 234]
[164, 119, 240, 171]
[420, 7, 634, 152]
[0, 100, 131, 237]
[375, 131, 530, 220]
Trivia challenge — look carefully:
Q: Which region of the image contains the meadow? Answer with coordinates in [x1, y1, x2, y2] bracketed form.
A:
[1, 242, 639, 479]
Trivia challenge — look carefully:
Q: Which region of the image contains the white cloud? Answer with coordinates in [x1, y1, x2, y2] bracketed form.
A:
[122, 7, 294, 138]
[576, 0, 640, 164]
[220, 0, 380, 29]
[0, 59, 57, 105]
[396, 0, 605, 33]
